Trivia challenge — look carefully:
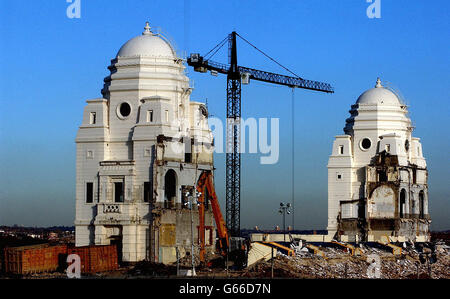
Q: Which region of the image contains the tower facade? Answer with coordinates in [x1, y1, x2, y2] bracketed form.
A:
[327, 78, 430, 243]
[75, 23, 216, 263]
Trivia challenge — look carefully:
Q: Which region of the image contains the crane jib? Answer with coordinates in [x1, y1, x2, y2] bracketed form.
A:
[187, 56, 334, 93]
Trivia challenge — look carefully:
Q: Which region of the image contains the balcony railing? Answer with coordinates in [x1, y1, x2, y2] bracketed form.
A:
[102, 203, 121, 213]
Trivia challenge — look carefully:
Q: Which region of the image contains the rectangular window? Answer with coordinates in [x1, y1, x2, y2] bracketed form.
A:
[385, 144, 391, 152]
[86, 182, 93, 203]
[144, 182, 151, 202]
[378, 170, 388, 182]
[419, 192, 425, 219]
[165, 110, 169, 122]
[114, 182, 124, 203]
[185, 138, 192, 163]
[146, 110, 153, 122]
[339, 145, 344, 155]
[358, 202, 365, 219]
[89, 112, 96, 124]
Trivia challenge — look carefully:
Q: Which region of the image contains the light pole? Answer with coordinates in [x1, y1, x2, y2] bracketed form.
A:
[279, 202, 291, 242]
[184, 189, 201, 276]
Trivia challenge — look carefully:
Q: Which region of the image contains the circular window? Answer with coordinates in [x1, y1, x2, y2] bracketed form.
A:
[120, 103, 131, 117]
[117, 102, 131, 119]
[360, 138, 372, 150]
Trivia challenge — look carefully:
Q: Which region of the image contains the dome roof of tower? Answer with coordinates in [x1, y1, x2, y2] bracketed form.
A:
[116, 22, 176, 58]
[356, 78, 402, 105]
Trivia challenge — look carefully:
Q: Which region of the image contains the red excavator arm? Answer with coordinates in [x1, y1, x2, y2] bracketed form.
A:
[196, 171, 229, 263]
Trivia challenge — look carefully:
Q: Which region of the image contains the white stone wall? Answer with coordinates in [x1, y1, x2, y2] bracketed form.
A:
[327, 135, 353, 232]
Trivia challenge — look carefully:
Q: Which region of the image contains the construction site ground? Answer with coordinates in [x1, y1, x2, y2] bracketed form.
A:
[2, 241, 448, 279]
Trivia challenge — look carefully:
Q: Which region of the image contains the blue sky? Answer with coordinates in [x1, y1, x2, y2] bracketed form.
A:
[0, 0, 449, 230]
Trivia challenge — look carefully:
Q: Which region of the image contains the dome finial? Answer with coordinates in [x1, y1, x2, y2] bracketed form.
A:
[375, 77, 382, 88]
[143, 21, 152, 35]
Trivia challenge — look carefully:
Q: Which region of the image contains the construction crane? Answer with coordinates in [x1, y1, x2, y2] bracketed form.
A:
[188, 31, 334, 238]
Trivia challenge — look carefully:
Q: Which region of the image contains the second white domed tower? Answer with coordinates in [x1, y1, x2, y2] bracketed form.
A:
[327, 78, 430, 243]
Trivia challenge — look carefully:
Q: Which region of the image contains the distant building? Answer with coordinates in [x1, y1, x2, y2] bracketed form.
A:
[327, 78, 430, 243]
[48, 232, 58, 240]
[75, 22, 216, 263]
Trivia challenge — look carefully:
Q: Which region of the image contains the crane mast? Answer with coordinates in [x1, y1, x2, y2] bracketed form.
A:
[226, 32, 241, 237]
[188, 31, 334, 238]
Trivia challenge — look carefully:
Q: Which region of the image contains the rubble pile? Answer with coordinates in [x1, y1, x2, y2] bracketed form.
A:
[242, 242, 450, 279]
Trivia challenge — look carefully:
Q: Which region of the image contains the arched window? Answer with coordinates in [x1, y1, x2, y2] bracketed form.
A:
[400, 189, 406, 218]
[164, 169, 177, 208]
[419, 190, 425, 219]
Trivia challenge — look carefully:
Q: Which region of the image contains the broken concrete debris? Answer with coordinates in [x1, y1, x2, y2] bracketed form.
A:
[242, 240, 449, 279]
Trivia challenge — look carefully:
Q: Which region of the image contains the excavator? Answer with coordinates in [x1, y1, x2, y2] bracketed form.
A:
[195, 170, 230, 264]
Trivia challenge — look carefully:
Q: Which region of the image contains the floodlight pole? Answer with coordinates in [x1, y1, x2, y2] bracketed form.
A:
[186, 191, 197, 276]
[190, 194, 195, 274]
[279, 203, 291, 242]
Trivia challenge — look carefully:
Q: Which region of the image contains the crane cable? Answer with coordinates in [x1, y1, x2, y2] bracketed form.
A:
[236, 32, 304, 80]
[291, 88, 295, 231]
[203, 35, 228, 61]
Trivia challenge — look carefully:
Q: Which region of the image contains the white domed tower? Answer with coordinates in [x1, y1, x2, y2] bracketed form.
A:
[327, 78, 430, 243]
[75, 23, 216, 263]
